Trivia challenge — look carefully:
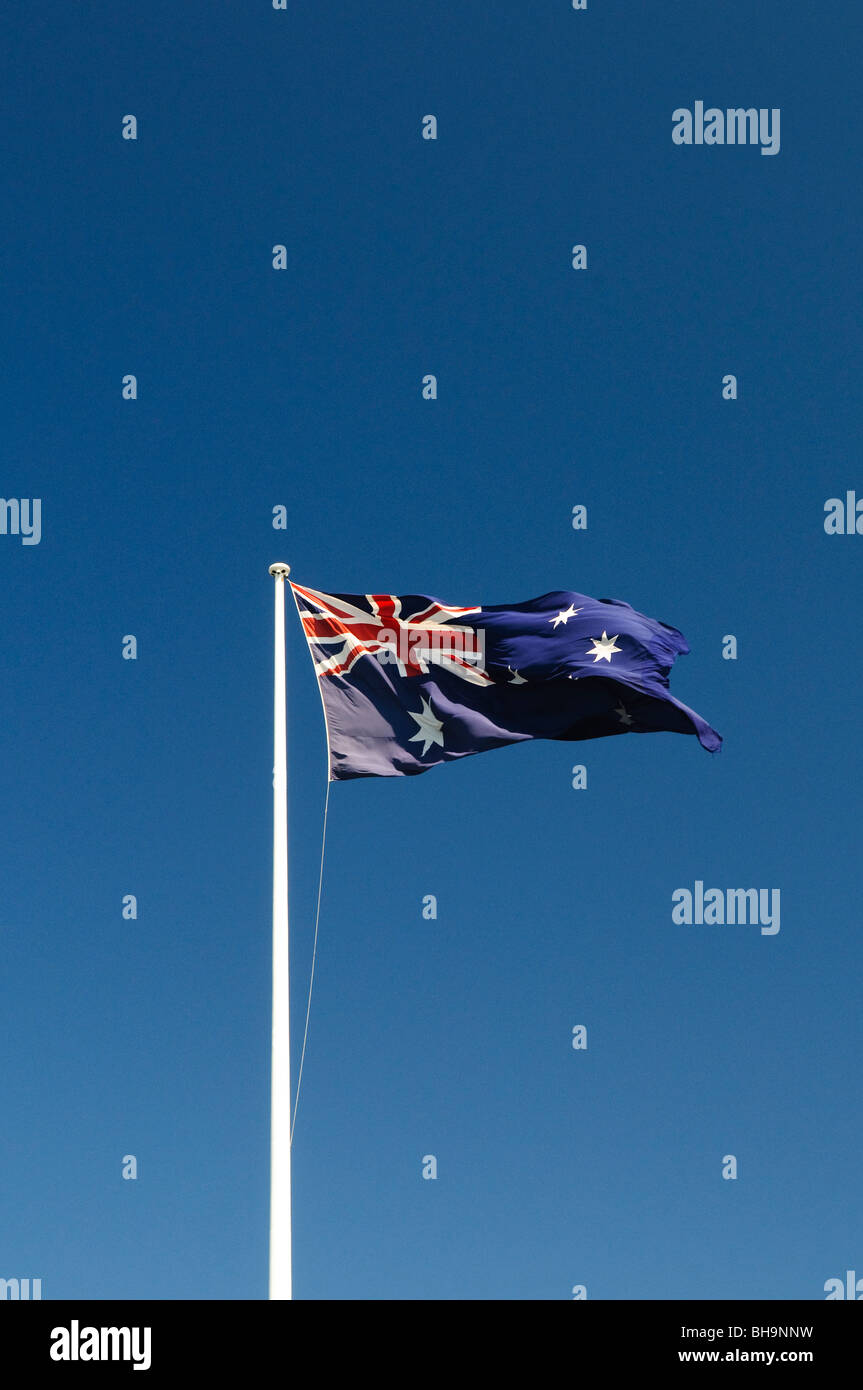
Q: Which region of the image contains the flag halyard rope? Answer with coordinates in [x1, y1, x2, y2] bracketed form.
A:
[290, 777, 330, 1144]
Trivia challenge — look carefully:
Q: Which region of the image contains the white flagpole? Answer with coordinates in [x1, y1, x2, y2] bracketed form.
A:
[268, 562, 292, 1300]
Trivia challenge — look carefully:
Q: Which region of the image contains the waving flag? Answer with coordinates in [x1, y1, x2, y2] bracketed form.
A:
[292, 582, 721, 780]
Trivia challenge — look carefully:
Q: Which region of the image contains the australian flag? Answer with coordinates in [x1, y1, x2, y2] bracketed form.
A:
[292, 582, 722, 781]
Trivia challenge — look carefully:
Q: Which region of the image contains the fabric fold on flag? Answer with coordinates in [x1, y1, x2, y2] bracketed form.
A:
[291, 583, 722, 780]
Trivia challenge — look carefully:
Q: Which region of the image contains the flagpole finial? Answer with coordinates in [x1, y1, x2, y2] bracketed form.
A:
[269, 563, 291, 579]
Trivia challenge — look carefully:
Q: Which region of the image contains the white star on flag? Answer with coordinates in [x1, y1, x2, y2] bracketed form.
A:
[549, 604, 582, 628]
[586, 631, 622, 663]
[615, 703, 634, 726]
[408, 696, 445, 755]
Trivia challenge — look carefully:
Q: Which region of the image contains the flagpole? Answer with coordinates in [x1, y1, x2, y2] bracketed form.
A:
[268, 562, 292, 1300]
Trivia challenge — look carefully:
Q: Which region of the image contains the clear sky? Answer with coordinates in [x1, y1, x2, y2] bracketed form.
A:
[1, 1, 860, 1300]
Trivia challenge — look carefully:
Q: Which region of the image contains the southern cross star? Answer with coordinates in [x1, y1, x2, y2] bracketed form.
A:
[408, 696, 445, 755]
[586, 631, 622, 663]
[615, 703, 634, 726]
[549, 604, 582, 628]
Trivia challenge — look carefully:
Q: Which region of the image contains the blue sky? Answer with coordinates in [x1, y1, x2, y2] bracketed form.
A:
[1, 1, 860, 1299]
